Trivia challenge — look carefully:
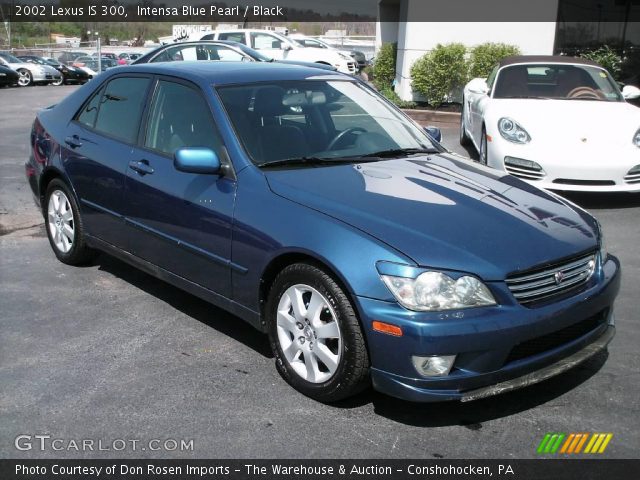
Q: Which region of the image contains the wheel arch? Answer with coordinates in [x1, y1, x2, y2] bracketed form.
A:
[258, 250, 358, 328]
[38, 167, 71, 215]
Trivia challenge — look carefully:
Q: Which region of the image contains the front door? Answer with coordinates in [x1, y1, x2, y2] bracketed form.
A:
[123, 78, 236, 297]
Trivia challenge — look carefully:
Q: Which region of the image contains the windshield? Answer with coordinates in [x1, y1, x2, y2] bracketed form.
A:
[493, 63, 623, 101]
[217, 80, 439, 166]
[0, 53, 23, 63]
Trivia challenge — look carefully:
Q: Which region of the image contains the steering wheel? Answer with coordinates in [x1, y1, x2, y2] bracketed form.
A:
[566, 87, 604, 100]
[326, 127, 366, 150]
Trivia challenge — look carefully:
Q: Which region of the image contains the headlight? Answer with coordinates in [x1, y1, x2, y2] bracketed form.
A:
[633, 128, 640, 148]
[381, 271, 496, 311]
[498, 117, 531, 144]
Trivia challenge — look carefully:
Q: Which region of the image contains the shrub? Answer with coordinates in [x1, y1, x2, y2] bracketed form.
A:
[469, 43, 521, 78]
[580, 46, 622, 80]
[410, 43, 468, 107]
[379, 85, 417, 109]
[372, 43, 397, 89]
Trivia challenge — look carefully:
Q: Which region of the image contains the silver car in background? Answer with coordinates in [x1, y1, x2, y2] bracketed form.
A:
[0, 52, 61, 86]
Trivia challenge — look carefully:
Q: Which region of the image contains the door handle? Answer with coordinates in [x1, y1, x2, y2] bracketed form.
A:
[128, 159, 154, 175]
[64, 135, 82, 148]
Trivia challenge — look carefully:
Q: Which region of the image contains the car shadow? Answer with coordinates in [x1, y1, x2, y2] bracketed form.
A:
[333, 349, 608, 427]
[555, 191, 640, 210]
[90, 251, 607, 425]
[93, 252, 273, 359]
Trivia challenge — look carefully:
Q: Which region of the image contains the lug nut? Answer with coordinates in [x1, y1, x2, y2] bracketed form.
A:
[296, 322, 303, 330]
[298, 337, 305, 344]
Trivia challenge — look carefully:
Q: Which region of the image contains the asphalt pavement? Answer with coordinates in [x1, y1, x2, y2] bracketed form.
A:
[1, 85, 638, 459]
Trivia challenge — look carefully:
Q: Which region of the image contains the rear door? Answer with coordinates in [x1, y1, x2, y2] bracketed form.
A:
[123, 77, 237, 297]
[63, 75, 151, 248]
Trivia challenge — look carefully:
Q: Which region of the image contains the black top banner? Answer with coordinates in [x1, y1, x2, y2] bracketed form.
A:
[2, 0, 640, 22]
[2, 459, 640, 480]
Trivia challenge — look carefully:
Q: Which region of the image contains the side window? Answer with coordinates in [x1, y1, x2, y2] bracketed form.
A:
[218, 33, 246, 44]
[251, 33, 281, 50]
[92, 77, 150, 143]
[76, 86, 105, 128]
[144, 80, 223, 156]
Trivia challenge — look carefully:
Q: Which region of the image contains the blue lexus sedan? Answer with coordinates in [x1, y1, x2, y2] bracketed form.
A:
[26, 62, 620, 403]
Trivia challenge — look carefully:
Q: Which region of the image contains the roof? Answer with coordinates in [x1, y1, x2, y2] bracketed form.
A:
[498, 55, 602, 68]
[118, 61, 348, 85]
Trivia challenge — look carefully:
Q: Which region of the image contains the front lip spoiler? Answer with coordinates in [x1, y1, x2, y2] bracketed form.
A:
[460, 325, 615, 402]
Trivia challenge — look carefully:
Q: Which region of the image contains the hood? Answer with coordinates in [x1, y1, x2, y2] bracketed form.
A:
[265, 154, 599, 280]
[488, 99, 640, 145]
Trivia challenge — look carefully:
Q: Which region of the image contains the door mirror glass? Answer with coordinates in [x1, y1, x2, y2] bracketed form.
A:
[174, 147, 221, 174]
[424, 126, 442, 142]
[622, 85, 640, 100]
[468, 79, 489, 95]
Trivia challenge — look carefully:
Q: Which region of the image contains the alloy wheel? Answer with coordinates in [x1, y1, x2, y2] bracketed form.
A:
[479, 129, 488, 165]
[17, 70, 31, 87]
[276, 284, 342, 384]
[47, 189, 75, 253]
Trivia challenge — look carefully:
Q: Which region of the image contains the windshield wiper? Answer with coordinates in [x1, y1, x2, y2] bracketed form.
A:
[259, 156, 386, 169]
[356, 147, 438, 158]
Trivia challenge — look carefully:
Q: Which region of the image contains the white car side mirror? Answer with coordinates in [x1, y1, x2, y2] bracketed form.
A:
[622, 85, 640, 100]
[468, 78, 489, 95]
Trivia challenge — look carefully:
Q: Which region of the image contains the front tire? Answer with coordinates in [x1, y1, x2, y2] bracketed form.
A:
[17, 69, 32, 87]
[479, 126, 488, 166]
[44, 179, 95, 265]
[459, 97, 471, 147]
[266, 263, 370, 402]
[51, 75, 64, 86]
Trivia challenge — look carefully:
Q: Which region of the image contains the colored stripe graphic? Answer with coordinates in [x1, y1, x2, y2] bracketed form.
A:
[538, 433, 612, 454]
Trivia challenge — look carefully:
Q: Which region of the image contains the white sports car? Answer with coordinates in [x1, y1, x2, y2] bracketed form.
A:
[460, 55, 640, 192]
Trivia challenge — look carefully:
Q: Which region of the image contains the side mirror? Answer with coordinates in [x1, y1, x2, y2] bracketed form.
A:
[424, 126, 442, 143]
[281, 44, 293, 51]
[174, 147, 221, 174]
[468, 78, 489, 95]
[622, 85, 640, 100]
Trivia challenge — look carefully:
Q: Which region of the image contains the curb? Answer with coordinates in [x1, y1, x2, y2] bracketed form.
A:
[401, 108, 461, 125]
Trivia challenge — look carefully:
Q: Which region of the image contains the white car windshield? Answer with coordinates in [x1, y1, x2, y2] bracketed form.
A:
[0, 53, 23, 63]
[493, 64, 623, 102]
[217, 80, 439, 166]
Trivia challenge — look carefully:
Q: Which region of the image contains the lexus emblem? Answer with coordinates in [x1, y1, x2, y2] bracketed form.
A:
[554, 271, 565, 285]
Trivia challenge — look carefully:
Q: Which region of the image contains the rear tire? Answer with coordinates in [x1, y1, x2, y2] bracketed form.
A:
[479, 126, 488, 166]
[266, 263, 370, 402]
[44, 179, 96, 265]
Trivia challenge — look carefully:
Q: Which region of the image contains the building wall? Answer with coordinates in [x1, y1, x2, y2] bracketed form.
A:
[377, 0, 560, 101]
[394, 22, 557, 100]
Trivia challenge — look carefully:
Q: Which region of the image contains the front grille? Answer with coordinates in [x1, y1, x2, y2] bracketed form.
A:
[505, 164, 545, 180]
[347, 62, 357, 73]
[506, 253, 596, 305]
[553, 179, 615, 186]
[505, 309, 608, 364]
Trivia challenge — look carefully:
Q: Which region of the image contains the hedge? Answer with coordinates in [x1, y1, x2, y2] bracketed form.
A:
[410, 43, 468, 107]
[468, 43, 521, 78]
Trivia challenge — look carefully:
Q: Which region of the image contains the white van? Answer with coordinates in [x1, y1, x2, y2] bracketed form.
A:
[194, 29, 357, 74]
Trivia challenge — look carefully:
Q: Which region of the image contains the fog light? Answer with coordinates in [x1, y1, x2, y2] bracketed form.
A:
[412, 355, 456, 377]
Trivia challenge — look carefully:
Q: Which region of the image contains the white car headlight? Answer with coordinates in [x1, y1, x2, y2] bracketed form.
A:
[498, 117, 531, 144]
[633, 128, 640, 148]
[381, 271, 496, 311]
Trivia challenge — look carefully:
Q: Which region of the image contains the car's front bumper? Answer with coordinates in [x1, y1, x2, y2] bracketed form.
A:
[486, 138, 640, 192]
[356, 255, 620, 402]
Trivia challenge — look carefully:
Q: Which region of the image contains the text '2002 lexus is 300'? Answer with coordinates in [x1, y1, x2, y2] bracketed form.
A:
[26, 62, 620, 403]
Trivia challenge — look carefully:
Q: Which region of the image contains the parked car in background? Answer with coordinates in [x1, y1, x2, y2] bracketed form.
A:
[91, 52, 118, 61]
[18, 55, 89, 85]
[196, 29, 357, 74]
[0, 52, 61, 86]
[26, 61, 619, 403]
[461, 55, 640, 192]
[117, 52, 143, 65]
[73, 56, 117, 72]
[132, 40, 336, 71]
[57, 51, 86, 65]
[0, 64, 20, 87]
[289, 34, 367, 70]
